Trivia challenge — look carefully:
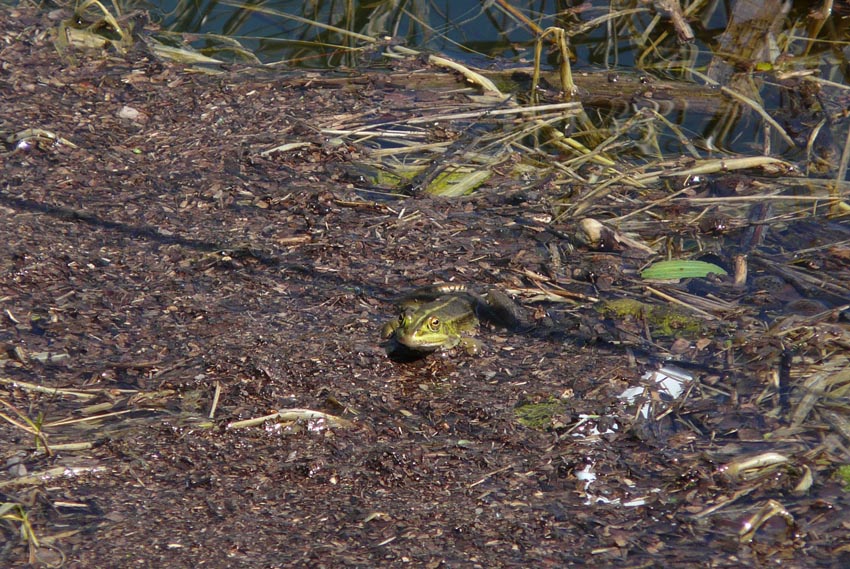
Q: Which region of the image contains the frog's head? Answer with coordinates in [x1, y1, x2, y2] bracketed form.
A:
[394, 309, 454, 350]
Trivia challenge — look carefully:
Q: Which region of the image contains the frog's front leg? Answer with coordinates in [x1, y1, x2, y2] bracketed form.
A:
[381, 319, 399, 340]
[458, 337, 483, 355]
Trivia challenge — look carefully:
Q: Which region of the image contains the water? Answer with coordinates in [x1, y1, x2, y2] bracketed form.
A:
[115, 0, 850, 171]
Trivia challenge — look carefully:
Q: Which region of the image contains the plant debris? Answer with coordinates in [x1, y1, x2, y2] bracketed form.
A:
[1, 4, 850, 568]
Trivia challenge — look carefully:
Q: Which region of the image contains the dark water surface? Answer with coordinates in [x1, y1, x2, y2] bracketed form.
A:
[148, 0, 834, 70]
[153, 0, 718, 66]
[142, 0, 850, 161]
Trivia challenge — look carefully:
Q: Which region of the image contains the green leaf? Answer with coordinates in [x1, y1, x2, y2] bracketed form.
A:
[641, 260, 727, 280]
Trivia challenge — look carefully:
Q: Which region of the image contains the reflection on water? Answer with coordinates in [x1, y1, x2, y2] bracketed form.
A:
[144, 0, 850, 163]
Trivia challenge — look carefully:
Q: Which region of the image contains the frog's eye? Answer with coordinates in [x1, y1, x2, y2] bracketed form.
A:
[428, 317, 440, 331]
[397, 314, 405, 324]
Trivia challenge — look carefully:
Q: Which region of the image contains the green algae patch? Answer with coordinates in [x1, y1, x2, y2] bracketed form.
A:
[514, 397, 569, 430]
[425, 169, 491, 196]
[835, 465, 850, 491]
[599, 298, 705, 338]
[350, 164, 491, 196]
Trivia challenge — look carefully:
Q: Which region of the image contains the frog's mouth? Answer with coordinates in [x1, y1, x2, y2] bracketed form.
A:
[396, 331, 448, 350]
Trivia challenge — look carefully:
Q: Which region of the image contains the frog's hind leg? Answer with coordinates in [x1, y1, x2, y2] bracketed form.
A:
[479, 290, 526, 330]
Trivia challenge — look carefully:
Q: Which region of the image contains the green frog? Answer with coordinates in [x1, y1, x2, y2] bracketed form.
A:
[381, 284, 525, 354]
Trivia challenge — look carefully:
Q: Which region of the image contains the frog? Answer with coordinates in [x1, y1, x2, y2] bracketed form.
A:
[381, 284, 525, 354]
